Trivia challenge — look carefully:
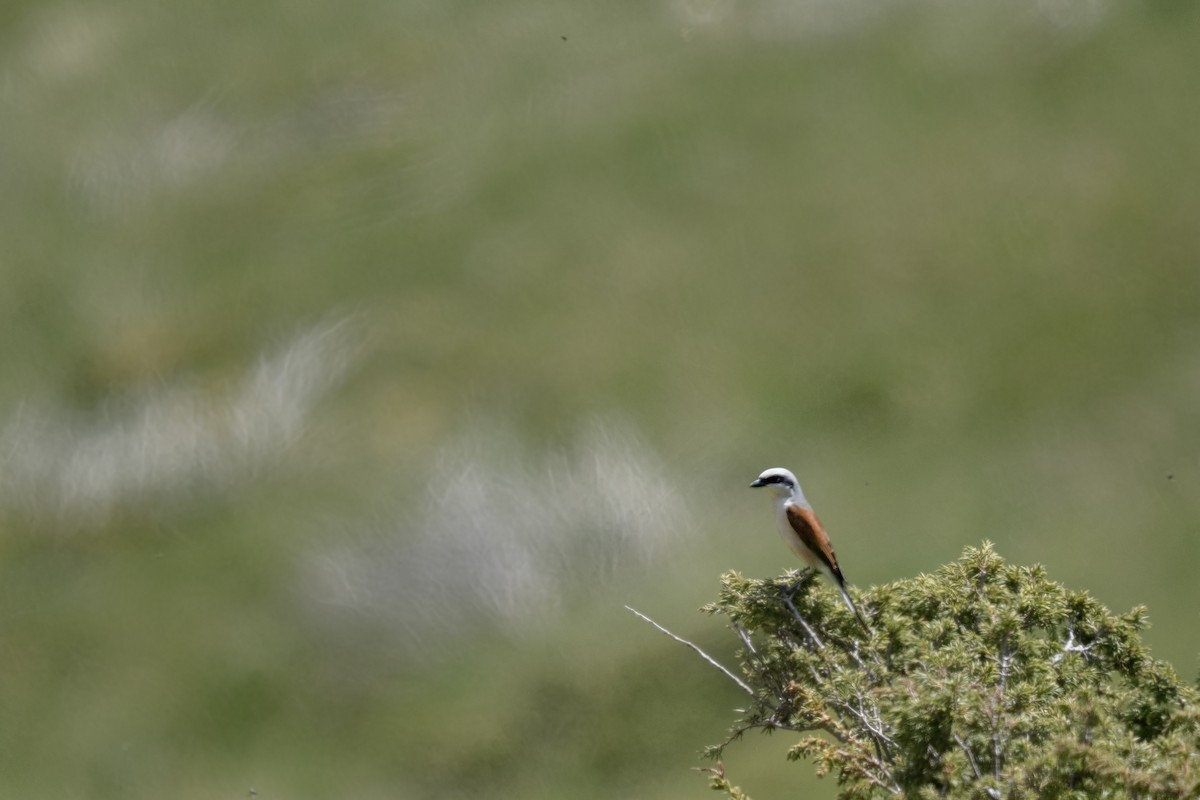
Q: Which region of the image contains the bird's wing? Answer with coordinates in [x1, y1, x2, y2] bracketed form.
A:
[785, 504, 846, 583]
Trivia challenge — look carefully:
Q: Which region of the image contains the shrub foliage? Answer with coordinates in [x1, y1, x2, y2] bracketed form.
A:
[701, 544, 1200, 799]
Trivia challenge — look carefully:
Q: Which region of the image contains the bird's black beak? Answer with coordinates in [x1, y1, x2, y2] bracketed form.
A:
[750, 478, 766, 488]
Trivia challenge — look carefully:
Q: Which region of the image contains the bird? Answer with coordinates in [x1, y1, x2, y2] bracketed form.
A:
[750, 467, 869, 631]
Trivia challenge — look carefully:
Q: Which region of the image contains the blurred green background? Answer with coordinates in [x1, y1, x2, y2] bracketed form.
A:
[2, 0, 1198, 797]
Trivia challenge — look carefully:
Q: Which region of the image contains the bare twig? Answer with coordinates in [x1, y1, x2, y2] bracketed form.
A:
[990, 636, 1013, 782]
[824, 629, 867, 669]
[625, 606, 754, 696]
[954, 732, 985, 782]
[732, 622, 756, 655]
[759, 718, 848, 742]
[828, 696, 900, 754]
[870, 765, 904, 795]
[1051, 622, 1095, 665]
[782, 594, 824, 650]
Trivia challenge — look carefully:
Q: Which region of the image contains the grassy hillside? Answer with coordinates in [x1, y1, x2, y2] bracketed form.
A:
[1, 1, 1198, 797]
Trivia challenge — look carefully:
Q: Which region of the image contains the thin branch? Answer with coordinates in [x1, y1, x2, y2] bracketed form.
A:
[990, 636, 1013, 783]
[711, 720, 757, 754]
[732, 622, 757, 655]
[737, 670, 902, 796]
[866, 766, 904, 796]
[782, 594, 825, 650]
[1051, 622, 1095, 665]
[625, 605, 754, 696]
[828, 696, 900, 753]
[757, 718, 848, 742]
[825, 629, 867, 670]
[954, 732, 985, 782]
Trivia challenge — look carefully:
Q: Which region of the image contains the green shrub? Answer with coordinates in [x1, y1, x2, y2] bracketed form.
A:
[699, 544, 1200, 799]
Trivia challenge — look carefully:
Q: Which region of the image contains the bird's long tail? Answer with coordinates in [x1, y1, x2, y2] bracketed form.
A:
[838, 584, 870, 633]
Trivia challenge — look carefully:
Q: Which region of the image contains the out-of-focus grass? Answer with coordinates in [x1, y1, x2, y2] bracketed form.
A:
[1, 0, 1199, 798]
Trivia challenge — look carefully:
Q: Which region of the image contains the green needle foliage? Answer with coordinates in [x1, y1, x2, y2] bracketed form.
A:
[700, 544, 1200, 799]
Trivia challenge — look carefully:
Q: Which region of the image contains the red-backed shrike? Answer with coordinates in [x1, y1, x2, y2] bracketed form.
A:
[750, 467, 869, 631]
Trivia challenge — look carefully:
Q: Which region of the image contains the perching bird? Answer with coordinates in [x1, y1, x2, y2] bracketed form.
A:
[750, 467, 869, 631]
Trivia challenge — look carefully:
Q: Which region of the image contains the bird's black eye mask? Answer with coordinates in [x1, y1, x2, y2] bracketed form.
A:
[756, 475, 792, 487]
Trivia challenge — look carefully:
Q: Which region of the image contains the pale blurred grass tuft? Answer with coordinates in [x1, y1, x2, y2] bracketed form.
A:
[306, 418, 689, 645]
[0, 314, 362, 530]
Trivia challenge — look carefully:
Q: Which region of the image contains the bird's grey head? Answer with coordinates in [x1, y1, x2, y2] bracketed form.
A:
[750, 467, 805, 502]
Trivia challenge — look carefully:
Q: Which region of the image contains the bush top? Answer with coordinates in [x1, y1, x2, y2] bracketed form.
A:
[701, 543, 1200, 799]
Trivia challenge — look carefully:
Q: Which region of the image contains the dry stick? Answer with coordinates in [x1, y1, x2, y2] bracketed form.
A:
[625, 606, 754, 696]
[845, 694, 900, 752]
[954, 732, 985, 783]
[782, 593, 825, 650]
[732, 622, 756, 655]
